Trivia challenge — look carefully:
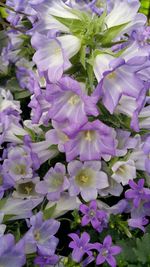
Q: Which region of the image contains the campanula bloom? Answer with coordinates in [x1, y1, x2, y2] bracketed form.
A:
[125, 179, 150, 208]
[95, 235, 121, 267]
[80, 200, 108, 232]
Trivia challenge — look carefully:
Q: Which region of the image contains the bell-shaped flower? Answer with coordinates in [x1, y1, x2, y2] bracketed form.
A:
[31, 32, 81, 83]
[68, 160, 109, 201]
[93, 54, 145, 114]
[24, 211, 60, 255]
[0, 234, 26, 267]
[111, 160, 136, 186]
[46, 76, 98, 129]
[104, 0, 146, 35]
[35, 163, 70, 201]
[64, 120, 116, 161]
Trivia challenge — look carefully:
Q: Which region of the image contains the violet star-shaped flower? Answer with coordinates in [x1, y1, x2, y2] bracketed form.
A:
[80, 200, 108, 232]
[68, 232, 94, 264]
[125, 179, 150, 208]
[95, 235, 121, 267]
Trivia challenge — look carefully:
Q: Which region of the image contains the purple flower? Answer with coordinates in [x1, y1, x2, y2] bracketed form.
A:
[0, 113, 27, 145]
[66, 0, 108, 16]
[28, 88, 51, 125]
[104, 0, 146, 33]
[80, 200, 108, 232]
[0, 89, 21, 115]
[95, 235, 121, 267]
[64, 120, 116, 161]
[34, 254, 59, 267]
[46, 120, 70, 153]
[125, 179, 150, 208]
[115, 129, 138, 157]
[131, 26, 150, 50]
[2, 146, 33, 182]
[128, 217, 149, 232]
[0, 234, 26, 267]
[6, 0, 36, 26]
[115, 90, 146, 132]
[93, 54, 146, 114]
[143, 135, 150, 174]
[0, 164, 13, 199]
[68, 232, 94, 264]
[68, 160, 109, 201]
[24, 211, 60, 255]
[31, 32, 80, 83]
[16, 64, 40, 94]
[46, 76, 98, 128]
[35, 163, 70, 201]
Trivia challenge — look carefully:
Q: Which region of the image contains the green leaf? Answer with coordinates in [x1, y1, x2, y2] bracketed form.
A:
[3, 214, 16, 222]
[87, 63, 94, 93]
[14, 134, 24, 141]
[96, 10, 107, 30]
[0, 30, 7, 44]
[100, 22, 129, 46]
[80, 45, 86, 69]
[0, 7, 8, 18]
[14, 90, 31, 99]
[117, 239, 137, 264]
[53, 16, 83, 34]
[134, 234, 150, 264]
[43, 204, 57, 220]
[0, 197, 8, 210]
[6, 77, 22, 92]
[139, 0, 150, 16]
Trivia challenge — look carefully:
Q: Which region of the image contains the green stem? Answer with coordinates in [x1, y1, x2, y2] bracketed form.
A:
[0, 17, 26, 33]
[58, 218, 72, 223]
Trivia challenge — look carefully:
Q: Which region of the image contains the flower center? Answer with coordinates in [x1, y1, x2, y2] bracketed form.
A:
[34, 230, 41, 241]
[95, 0, 105, 8]
[116, 165, 126, 175]
[107, 72, 116, 79]
[89, 210, 95, 217]
[139, 189, 144, 194]
[84, 130, 95, 141]
[12, 164, 27, 175]
[68, 94, 80, 105]
[55, 47, 61, 55]
[18, 182, 35, 195]
[75, 169, 93, 187]
[102, 248, 109, 257]
[51, 175, 64, 188]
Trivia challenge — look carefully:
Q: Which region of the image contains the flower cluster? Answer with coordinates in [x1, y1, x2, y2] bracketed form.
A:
[69, 232, 121, 267]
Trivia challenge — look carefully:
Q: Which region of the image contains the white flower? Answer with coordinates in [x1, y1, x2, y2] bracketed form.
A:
[45, 193, 81, 218]
[104, 0, 146, 34]
[111, 160, 136, 185]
